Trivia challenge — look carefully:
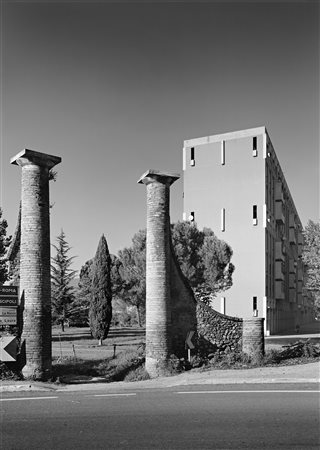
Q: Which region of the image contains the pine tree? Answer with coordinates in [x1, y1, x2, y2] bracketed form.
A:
[0, 207, 11, 285]
[302, 220, 320, 316]
[51, 230, 76, 331]
[89, 234, 112, 345]
[117, 230, 146, 327]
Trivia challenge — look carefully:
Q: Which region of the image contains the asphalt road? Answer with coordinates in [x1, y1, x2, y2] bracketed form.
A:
[1, 384, 319, 450]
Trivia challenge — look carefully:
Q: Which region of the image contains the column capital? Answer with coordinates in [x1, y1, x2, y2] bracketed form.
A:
[138, 169, 180, 186]
[11, 149, 61, 169]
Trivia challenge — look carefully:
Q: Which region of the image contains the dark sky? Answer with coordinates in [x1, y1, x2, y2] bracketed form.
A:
[1, 1, 319, 271]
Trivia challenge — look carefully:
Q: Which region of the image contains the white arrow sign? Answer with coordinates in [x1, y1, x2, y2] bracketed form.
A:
[0, 336, 18, 362]
[185, 330, 195, 349]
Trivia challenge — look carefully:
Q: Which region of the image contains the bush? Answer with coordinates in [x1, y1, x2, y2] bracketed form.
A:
[123, 365, 150, 382]
[0, 362, 22, 380]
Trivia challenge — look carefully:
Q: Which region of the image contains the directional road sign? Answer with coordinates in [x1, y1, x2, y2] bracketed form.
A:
[0, 336, 18, 362]
[0, 286, 18, 307]
[0, 316, 17, 325]
[0, 307, 17, 316]
[185, 330, 195, 349]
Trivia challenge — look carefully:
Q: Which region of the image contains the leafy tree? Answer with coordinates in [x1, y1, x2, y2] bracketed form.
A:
[200, 227, 235, 294]
[116, 222, 235, 320]
[89, 234, 112, 345]
[117, 230, 146, 327]
[170, 221, 204, 286]
[171, 222, 234, 296]
[51, 230, 76, 331]
[302, 220, 320, 316]
[0, 207, 11, 285]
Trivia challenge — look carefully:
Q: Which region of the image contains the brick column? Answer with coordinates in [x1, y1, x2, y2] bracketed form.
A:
[11, 149, 61, 380]
[138, 170, 180, 377]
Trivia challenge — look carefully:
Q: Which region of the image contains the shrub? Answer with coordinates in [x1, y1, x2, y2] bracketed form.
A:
[123, 365, 150, 382]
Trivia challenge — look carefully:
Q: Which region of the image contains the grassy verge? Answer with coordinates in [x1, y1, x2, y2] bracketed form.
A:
[1, 334, 319, 383]
[52, 344, 149, 383]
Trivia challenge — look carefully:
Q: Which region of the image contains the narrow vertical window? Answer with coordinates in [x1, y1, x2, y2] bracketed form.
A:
[253, 137, 257, 150]
[253, 297, 258, 316]
[253, 205, 258, 225]
[190, 147, 195, 166]
[252, 136, 258, 157]
[221, 140, 225, 165]
[253, 296, 257, 311]
[189, 211, 195, 222]
[221, 208, 225, 231]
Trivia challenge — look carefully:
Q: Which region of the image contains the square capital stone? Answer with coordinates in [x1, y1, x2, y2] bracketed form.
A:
[138, 169, 180, 186]
[11, 149, 61, 169]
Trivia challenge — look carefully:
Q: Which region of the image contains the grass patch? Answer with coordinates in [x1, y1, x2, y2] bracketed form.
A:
[52, 345, 148, 383]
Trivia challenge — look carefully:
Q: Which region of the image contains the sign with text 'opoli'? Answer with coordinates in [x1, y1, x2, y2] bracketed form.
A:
[0, 286, 18, 325]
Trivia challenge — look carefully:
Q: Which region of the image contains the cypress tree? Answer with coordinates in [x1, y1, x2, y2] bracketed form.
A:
[89, 234, 112, 345]
[0, 207, 11, 285]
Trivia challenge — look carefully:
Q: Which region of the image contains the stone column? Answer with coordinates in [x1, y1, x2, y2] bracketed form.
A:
[11, 149, 61, 380]
[138, 170, 180, 377]
[242, 317, 265, 358]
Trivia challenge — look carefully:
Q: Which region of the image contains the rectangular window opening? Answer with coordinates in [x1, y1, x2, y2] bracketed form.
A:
[189, 211, 195, 222]
[221, 208, 225, 232]
[190, 147, 195, 166]
[221, 141, 225, 165]
[253, 136, 257, 150]
[253, 296, 258, 311]
[252, 137, 258, 157]
[252, 205, 258, 225]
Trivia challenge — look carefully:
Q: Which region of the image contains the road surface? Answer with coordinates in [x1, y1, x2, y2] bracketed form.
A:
[1, 384, 319, 449]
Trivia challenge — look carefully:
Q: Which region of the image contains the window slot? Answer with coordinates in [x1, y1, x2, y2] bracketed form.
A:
[221, 141, 225, 165]
[253, 297, 258, 316]
[221, 208, 225, 231]
[253, 205, 258, 225]
[190, 147, 195, 166]
[252, 137, 258, 156]
[253, 137, 257, 150]
[189, 211, 195, 222]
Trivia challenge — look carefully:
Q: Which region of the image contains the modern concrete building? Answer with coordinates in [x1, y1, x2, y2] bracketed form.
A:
[183, 126, 314, 335]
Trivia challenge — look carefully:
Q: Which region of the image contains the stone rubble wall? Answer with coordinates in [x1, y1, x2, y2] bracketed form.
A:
[195, 299, 243, 355]
[169, 240, 245, 357]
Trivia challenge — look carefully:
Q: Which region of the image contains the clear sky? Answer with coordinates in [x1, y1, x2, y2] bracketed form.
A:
[1, 0, 319, 273]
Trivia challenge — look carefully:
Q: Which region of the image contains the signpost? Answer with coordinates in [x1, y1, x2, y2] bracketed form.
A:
[0, 286, 18, 326]
[185, 330, 195, 362]
[0, 336, 18, 362]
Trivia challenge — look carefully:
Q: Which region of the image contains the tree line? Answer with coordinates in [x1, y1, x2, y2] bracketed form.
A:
[1, 207, 319, 344]
[50, 221, 235, 344]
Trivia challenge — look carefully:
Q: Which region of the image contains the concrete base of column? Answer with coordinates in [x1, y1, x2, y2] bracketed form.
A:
[22, 361, 52, 381]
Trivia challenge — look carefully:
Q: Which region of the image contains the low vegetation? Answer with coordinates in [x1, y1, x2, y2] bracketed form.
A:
[1, 338, 319, 383]
[190, 340, 320, 372]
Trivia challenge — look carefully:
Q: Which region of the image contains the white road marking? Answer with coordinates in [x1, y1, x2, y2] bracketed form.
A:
[176, 390, 320, 394]
[0, 396, 58, 402]
[92, 393, 137, 397]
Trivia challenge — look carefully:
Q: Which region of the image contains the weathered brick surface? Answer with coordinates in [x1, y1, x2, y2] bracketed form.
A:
[145, 179, 172, 376]
[11, 150, 61, 380]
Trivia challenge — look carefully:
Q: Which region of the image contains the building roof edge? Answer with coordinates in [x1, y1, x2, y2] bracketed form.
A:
[184, 126, 267, 147]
